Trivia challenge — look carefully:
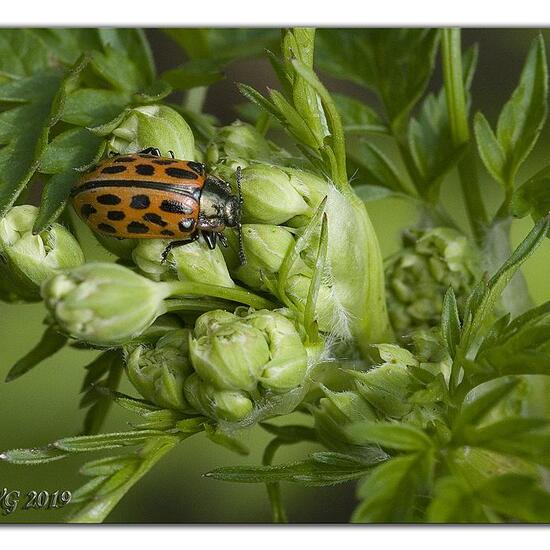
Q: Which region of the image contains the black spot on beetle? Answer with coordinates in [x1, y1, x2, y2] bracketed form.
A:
[130, 195, 150, 209]
[143, 212, 167, 227]
[135, 164, 155, 176]
[127, 221, 150, 234]
[97, 194, 121, 205]
[80, 204, 97, 218]
[114, 156, 136, 163]
[165, 167, 198, 180]
[152, 159, 177, 165]
[160, 200, 193, 214]
[107, 211, 125, 221]
[187, 161, 205, 175]
[161, 229, 175, 236]
[98, 223, 117, 233]
[101, 165, 127, 174]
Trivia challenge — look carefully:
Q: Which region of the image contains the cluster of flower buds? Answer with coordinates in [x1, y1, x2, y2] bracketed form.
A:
[385, 227, 479, 336]
[184, 308, 309, 422]
[0, 205, 84, 302]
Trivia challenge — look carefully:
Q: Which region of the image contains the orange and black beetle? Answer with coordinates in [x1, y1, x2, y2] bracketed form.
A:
[70, 147, 245, 263]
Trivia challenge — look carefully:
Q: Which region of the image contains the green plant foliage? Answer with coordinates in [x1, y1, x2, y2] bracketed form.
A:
[2, 27, 550, 525]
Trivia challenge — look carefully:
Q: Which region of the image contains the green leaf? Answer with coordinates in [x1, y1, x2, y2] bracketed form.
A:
[348, 140, 409, 193]
[68, 436, 178, 523]
[54, 430, 166, 452]
[5, 325, 67, 382]
[165, 29, 279, 63]
[80, 352, 123, 436]
[427, 476, 489, 523]
[79, 455, 139, 477]
[205, 457, 373, 486]
[475, 35, 548, 187]
[441, 287, 461, 359]
[204, 425, 249, 456]
[0, 445, 68, 465]
[346, 421, 433, 452]
[353, 184, 407, 202]
[477, 474, 550, 522]
[317, 29, 439, 129]
[162, 59, 225, 91]
[134, 79, 172, 103]
[458, 215, 550, 359]
[61, 88, 132, 127]
[453, 377, 519, 439]
[475, 301, 550, 377]
[473, 112, 507, 186]
[464, 417, 550, 446]
[260, 422, 317, 443]
[352, 453, 432, 522]
[333, 93, 387, 134]
[408, 45, 477, 194]
[511, 164, 550, 223]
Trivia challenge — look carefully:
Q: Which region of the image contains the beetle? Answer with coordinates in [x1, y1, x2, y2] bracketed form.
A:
[70, 147, 246, 263]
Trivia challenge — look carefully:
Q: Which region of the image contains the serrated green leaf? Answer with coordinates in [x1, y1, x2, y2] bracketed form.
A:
[5, 325, 67, 382]
[317, 29, 439, 129]
[458, 215, 550, 359]
[0, 445, 68, 465]
[346, 421, 433, 452]
[134, 79, 172, 103]
[61, 88, 131, 127]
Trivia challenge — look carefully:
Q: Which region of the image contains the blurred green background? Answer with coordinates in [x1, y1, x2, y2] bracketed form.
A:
[1, 28, 550, 523]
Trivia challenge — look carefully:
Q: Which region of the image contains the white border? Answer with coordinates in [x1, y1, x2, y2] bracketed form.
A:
[1, 0, 550, 26]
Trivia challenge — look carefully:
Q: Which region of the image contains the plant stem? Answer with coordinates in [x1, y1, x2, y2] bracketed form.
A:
[441, 28, 488, 245]
[163, 280, 276, 310]
[185, 86, 207, 113]
[263, 438, 288, 523]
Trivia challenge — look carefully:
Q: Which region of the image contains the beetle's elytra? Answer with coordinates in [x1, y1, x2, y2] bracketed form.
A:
[70, 147, 245, 263]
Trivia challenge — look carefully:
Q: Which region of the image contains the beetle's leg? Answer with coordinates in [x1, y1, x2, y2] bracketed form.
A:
[108, 150, 119, 157]
[202, 231, 217, 250]
[168, 150, 175, 159]
[218, 233, 228, 248]
[161, 234, 199, 263]
[139, 147, 162, 157]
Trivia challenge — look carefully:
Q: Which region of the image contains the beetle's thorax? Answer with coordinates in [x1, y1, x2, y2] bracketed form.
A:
[197, 176, 238, 231]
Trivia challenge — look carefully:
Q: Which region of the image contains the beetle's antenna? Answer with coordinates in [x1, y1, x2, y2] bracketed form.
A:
[236, 166, 246, 265]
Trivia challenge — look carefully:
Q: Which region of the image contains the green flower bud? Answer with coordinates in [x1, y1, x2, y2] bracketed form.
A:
[108, 105, 195, 159]
[42, 263, 169, 346]
[183, 372, 253, 422]
[0, 205, 84, 302]
[240, 165, 312, 225]
[223, 224, 297, 291]
[189, 308, 309, 404]
[94, 233, 138, 261]
[125, 329, 193, 410]
[132, 238, 235, 287]
[246, 310, 308, 393]
[386, 227, 479, 335]
[190, 314, 270, 392]
[206, 121, 273, 180]
[352, 344, 419, 419]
